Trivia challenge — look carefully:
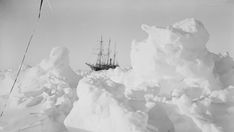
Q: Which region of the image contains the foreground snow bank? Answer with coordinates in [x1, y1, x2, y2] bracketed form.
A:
[65, 71, 174, 132]
[65, 18, 234, 132]
[0, 47, 80, 132]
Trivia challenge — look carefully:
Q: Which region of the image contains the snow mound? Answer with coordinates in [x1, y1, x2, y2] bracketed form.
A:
[0, 47, 81, 132]
[129, 18, 234, 132]
[131, 18, 221, 93]
[20, 47, 79, 94]
[131, 18, 210, 80]
[65, 72, 174, 132]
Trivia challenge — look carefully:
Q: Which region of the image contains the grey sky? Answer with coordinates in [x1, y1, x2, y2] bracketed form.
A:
[0, 0, 233, 70]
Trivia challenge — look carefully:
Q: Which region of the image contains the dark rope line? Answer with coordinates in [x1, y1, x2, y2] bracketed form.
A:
[0, 0, 44, 118]
[39, 0, 44, 18]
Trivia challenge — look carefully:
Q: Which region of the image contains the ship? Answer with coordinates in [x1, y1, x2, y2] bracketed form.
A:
[86, 37, 119, 71]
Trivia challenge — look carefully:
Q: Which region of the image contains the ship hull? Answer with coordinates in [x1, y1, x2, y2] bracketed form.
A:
[86, 63, 118, 71]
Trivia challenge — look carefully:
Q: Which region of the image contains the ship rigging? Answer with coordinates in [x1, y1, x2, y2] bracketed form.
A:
[86, 37, 119, 71]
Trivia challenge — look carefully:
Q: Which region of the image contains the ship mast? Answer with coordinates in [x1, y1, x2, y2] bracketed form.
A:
[113, 43, 117, 65]
[107, 39, 111, 65]
[97, 36, 104, 65]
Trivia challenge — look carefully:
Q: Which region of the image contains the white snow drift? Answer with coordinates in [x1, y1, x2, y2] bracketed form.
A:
[65, 18, 234, 132]
[0, 47, 80, 132]
[1, 18, 234, 132]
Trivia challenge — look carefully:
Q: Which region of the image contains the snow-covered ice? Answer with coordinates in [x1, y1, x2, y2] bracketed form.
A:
[1, 18, 234, 132]
[0, 47, 80, 132]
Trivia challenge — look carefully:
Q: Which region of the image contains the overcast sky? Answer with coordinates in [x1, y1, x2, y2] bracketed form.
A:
[0, 0, 233, 70]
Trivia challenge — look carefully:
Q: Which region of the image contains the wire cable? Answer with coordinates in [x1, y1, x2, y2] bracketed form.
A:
[0, 0, 44, 118]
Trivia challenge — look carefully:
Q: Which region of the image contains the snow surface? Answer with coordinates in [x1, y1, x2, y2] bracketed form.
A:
[1, 18, 234, 132]
[0, 47, 80, 132]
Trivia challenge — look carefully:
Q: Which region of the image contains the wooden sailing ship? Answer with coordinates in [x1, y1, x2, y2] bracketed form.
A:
[86, 37, 119, 71]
